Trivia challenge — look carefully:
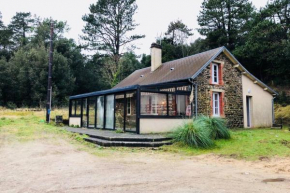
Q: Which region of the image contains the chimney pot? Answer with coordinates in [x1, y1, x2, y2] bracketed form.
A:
[150, 43, 162, 72]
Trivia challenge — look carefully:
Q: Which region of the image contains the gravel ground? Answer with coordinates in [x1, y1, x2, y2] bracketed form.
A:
[0, 139, 290, 193]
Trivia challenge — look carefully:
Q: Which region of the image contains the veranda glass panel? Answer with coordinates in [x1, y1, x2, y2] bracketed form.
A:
[115, 94, 125, 131]
[75, 100, 82, 116]
[88, 97, 96, 128]
[105, 95, 114, 129]
[82, 98, 88, 127]
[97, 96, 104, 128]
[70, 100, 76, 116]
[168, 94, 177, 116]
[141, 92, 167, 116]
[176, 95, 190, 117]
[125, 92, 136, 132]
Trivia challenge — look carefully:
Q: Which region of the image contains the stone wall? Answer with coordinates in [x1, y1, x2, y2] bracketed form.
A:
[193, 53, 244, 128]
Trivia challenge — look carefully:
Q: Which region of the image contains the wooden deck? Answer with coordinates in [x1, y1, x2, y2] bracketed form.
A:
[65, 127, 172, 147]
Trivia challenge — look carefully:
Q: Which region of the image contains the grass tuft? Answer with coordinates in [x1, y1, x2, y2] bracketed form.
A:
[170, 121, 214, 148]
[195, 115, 231, 140]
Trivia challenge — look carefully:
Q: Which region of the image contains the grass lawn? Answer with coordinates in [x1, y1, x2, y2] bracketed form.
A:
[162, 128, 290, 160]
[1, 109, 290, 161]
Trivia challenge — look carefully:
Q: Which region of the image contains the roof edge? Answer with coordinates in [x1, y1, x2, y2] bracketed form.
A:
[191, 46, 277, 95]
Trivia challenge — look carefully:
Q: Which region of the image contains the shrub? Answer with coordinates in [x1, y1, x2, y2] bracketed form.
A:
[170, 121, 214, 148]
[275, 104, 290, 126]
[6, 102, 17, 110]
[195, 115, 231, 140]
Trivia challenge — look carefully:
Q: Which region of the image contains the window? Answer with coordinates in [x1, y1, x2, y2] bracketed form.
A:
[105, 95, 114, 129]
[141, 92, 167, 116]
[127, 97, 131, 115]
[212, 92, 220, 116]
[75, 100, 82, 116]
[176, 95, 190, 116]
[97, 96, 104, 128]
[212, 63, 219, 84]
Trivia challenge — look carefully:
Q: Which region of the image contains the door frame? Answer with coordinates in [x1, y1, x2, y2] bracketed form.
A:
[246, 96, 252, 128]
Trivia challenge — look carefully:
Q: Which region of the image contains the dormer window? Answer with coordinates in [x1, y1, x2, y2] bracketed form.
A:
[212, 63, 219, 84]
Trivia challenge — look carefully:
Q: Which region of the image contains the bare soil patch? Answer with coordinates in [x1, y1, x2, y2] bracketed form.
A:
[0, 139, 290, 193]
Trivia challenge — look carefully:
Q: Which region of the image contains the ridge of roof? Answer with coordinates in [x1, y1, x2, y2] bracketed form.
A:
[130, 46, 224, 73]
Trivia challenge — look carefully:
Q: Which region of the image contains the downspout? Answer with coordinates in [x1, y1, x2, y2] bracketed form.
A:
[188, 78, 198, 118]
[272, 96, 276, 125]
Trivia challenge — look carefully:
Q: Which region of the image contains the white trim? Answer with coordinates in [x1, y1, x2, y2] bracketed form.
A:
[212, 63, 219, 84]
[213, 92, 220, 117]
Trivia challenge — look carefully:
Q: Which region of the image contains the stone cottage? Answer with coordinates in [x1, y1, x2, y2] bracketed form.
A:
[69, 44, 277, 134]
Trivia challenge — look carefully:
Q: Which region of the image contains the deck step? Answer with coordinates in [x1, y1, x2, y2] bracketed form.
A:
[86, 134, 172, 142]
[84, 137, 173, 147]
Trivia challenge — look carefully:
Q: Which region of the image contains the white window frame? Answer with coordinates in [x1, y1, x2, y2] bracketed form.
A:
[212, 63, 219, 84]
[127, 97, 131, 115]
[212, 92, 220, 117]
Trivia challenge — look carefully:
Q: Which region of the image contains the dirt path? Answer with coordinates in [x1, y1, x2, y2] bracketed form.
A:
[0, 140, 290, 193]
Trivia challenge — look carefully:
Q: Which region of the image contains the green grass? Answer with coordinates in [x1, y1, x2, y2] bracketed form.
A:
[162, 128, 290, 160]
[1, 109, 290, 161]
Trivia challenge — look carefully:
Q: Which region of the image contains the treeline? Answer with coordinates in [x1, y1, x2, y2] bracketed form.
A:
[0, 7, 146, 108]
[146, 0, 290, 105]
[0, 0, 289, 108]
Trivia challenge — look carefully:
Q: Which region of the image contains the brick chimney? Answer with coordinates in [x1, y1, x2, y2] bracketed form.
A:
[150, 43, 162, 72]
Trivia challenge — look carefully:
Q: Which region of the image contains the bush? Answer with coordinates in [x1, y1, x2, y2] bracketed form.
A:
[275, 104, 290, 126]
[170, 116, 231, 148]
[195, 115, 231, 140]
[6, 102, 17, 110]
[170, 121, 214, 148]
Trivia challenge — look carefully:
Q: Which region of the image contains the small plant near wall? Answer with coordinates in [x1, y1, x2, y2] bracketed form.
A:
[116, 129, 124, 133]
[170, 116, 231, 148]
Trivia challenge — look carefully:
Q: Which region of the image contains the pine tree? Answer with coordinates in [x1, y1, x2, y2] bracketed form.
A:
[198, 0, 254, 50]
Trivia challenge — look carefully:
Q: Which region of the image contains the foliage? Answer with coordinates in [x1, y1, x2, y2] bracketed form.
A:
[170, 116, 231, 148]
[170, 121, 214, 148]
[233, 0, 290, 86]
[165, 20, 193, 45]
[82, 0, 144, 86]
[198, 0, 254, 50]
[8, 12, 34, 48]
[195, 115, 231, 140]
[275, 104, 290, 126]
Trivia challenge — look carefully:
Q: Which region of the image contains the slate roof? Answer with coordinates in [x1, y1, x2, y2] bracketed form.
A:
[113, 47, 223, 89]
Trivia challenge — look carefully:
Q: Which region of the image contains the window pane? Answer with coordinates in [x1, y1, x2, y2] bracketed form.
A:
[88, 97, 96, 128]
[141, 92, 167, 116]
[76, 100, 82, 116]
[213, 93, 220, 116]
[176, 95, 190, 116]
[125, 92, 136, 132]
[105, 95, 114, 129]
[82, 98, 88, 127]
[97, 96, 104, 128]
[70, 100, 75, 116]
[115, 94, 125, 131]
[168, 94, 176, 116]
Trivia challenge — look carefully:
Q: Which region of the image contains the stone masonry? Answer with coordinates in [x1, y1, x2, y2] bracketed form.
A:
[193, 53, 244, 128]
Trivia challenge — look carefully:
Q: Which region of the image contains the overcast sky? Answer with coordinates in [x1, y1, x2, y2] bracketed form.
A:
[1, 0, 269, 55]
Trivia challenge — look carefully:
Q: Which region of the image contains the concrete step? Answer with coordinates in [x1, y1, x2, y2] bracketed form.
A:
[84, 137, 173, 147]
[86, 133, 172, 142]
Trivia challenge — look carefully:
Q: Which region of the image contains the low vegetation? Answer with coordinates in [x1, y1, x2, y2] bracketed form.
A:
[170, 116, 231, 148]
[275, 104, 290, 126]
[1, 109, 290, 161]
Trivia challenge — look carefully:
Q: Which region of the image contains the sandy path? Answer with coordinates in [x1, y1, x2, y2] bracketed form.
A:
[0, 140, 290, 193]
